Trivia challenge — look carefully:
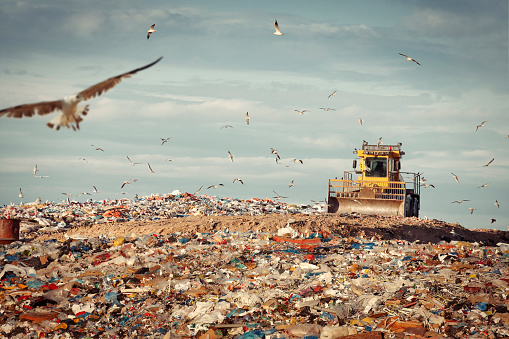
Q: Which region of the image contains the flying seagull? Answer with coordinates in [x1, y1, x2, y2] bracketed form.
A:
[233, 178, 244, 185]
[377, 137, 383, 147]
[207, 184, 224, 189]
[270, 148, 280, 160]
[228, 150, 234, 163]
[358, 118, 363, 126]
[61, 193, 73, 197]
[398, 53, 421, 66]
[93, 186, 99, 193]
[19, 188, 23, 198]
[78, 157, 88, 163]
[121, 181, 130, 189]
[319, 107, 335, 111]
[491, 218, 496, 224]
[421, 183, 435, 188]
[33, 164, 38, 175]
[273, 19, 284, 35]
[483, 158, 494, 167]
[193, 186, 204, 195]
[328, 90, 337, 99]
[147, 24, 156, 40]
[293, 159, 303, 164]
[469, 207, 476, 214]
[272, 191, 287, 200]
[245, 112, 250, 125]
[478, 182, 492, 188]
[127, 156, 141, 166]
[294, 109, 309, 115]
[91, 144, 104, 152]
[475, 120, 488, 131]
[495, 200, 499, 208]
[0, 57, 163, 131]
[221, 125, 234, 129]
[451, 199, 470, 204]
[161, 137, 171, 145]
[148, 163, 155, 173]
[289, 180, 294, 188]
[451, 173, 460, 183]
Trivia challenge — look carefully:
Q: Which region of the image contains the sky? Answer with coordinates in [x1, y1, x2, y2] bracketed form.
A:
[0, 0, 507, 231]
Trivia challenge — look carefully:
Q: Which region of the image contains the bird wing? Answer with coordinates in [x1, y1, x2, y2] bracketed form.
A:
[150, 24, 155, 29]
[412, 59, 421, 66]
[79, 57, 163, 100]
[398, 53, 409, 58]
[0, 100, 63, 118]
[274, 20, 281, 33]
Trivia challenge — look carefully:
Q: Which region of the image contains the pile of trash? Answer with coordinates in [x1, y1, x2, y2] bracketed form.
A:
[1, 222, 509, 338]
[1, 192, 324, 229]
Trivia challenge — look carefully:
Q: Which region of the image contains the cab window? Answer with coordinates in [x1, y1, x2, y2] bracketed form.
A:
[365, 157, 387, 177]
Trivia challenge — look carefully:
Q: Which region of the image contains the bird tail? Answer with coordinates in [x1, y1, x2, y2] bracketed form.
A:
[46, 105, 89, 131]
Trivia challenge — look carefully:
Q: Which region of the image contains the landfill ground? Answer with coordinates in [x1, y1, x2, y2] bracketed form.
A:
[29, 213, 509, 246]
[2, 195, 509, 338]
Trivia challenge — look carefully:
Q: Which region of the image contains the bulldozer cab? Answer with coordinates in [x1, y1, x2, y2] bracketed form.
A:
[328, 142, 420, 217]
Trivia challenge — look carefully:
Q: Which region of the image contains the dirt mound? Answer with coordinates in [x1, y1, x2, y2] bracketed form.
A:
[31, 213, 509, 245]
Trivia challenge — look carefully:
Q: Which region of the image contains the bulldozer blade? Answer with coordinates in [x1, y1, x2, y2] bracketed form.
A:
[328, 197, 404, 217]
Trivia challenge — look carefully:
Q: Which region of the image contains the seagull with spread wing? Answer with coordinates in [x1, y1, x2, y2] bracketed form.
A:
[33, 164, 38, 175]
[270, 148, 281, 160]
[148, 163, 155, 173]
[193, 186, 203, 196]
[475, 120, 488, 131]
[147, 24, 157, 40]
[0, 57, 162, 130]
[451, 173, 460, 183]
[127, 156, 141, 166]
[228, 150, 234, 163]
[161, 137, 171, 145]
[272, 191, 287, 200]
[273, 19, 284, 35]
[398, 53, 421, 66]
[483, 158, 494, 167]
[451, 199, 469, 204]
[294, 109, 309, 115]
[19, 188, 24, 198]
[328, 90, 337, 99]
[245, 112, 250, 125]
[233, 178, 244, 185]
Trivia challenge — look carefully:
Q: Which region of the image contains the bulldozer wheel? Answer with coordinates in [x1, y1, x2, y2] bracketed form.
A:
[412, 196, 419, 218]
[404, 195, 412, 217]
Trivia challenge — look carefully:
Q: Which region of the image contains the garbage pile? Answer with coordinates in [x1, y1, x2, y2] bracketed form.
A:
[1, 221, 509, 338]
[1, 192, 324, 229]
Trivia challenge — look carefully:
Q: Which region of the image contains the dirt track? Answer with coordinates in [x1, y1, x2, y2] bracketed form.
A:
[31, 213, 509, 245]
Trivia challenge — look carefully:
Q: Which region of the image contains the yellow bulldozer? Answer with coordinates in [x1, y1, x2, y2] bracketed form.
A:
[327, 141, 420, 217]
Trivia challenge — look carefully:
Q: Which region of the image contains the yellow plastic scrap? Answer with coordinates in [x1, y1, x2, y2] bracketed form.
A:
[113, 237, 125, 247]
[361, 317, 375, 325]
[54, 323, 68, 330]
[455, 241, 473, 248]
